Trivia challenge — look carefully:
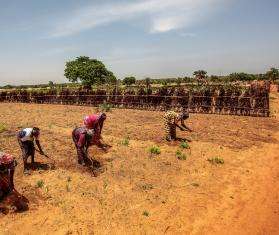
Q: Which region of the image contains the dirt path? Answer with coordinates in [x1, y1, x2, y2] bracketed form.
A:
[0, 95, 278, 234]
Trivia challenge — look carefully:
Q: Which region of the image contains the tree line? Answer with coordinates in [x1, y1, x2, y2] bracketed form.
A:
[1, 56, 278, 89]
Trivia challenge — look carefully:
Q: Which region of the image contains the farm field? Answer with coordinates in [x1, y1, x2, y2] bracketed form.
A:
[0, 94, 279, 235]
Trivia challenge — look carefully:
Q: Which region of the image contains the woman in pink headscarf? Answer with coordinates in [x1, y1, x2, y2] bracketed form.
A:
[83, 112, 107, 139]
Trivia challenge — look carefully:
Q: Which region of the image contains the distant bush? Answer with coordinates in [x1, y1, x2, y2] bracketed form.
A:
[229, 73, 257, 82]
[123, 76, 136, 85]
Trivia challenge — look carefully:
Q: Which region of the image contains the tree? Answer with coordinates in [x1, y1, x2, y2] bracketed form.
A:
[229, 73, 256, 82]
[193, 70, 207, 80]
[2, 85, 13, 89]
[176, 77, 183, 85]
[64, 56, 116, 86]
[123, 76, 136, 85]
[145, 77, 151, 88]
[266, 68, 279, 81]
[48, 81, 54, 88]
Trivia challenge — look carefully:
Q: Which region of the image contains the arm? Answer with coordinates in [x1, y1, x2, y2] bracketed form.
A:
[99, 120, 104, 135]
[35, 140, 44, 154]
[175, 120, 193, 132]
[175, 123, 186, 131]
[174, 118, 185, 131]
[183, 125, 193, 132]
[179, 120, 193, 132]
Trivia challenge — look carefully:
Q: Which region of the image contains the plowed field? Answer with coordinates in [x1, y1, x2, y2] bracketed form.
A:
[0, 94, 279, 235]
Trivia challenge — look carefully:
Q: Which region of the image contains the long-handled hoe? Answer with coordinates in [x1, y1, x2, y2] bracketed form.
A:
[35, 149, 56, 169]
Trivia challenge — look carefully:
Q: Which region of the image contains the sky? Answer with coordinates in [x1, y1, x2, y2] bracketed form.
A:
[0, 0, 278, 85]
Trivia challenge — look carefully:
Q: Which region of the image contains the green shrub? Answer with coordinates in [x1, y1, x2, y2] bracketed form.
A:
[143, 211, 149, 217]
[180, 141, 190, 149]
[36, 180, 44, 188]
[99, 102, 112, 112]
[149, 146, 161, 155]
[0, 123, 7, 133]
[121, 137, 130, 146]
[207, 157, 224, 165]
[176, 150, 187, 160]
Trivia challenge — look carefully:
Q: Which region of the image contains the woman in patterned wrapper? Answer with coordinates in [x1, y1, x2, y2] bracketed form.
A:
[0, 152, 29, 213]
[163, 111, 193, 141]
[0, 152, 17, 200]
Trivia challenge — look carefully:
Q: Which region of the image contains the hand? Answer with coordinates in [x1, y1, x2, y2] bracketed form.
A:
[39, 150, 45, 155]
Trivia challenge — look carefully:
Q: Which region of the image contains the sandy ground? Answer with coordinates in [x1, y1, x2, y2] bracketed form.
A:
[0, 93, 279, 235]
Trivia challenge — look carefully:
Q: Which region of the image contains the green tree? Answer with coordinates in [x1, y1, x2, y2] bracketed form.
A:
[229, 73, 256, 81]
[193, 70, 207, 80]
[176, 77, 183, 85]
[3, 85, 13, 89]
[64, 56, 116, 86]
[48, 81, 54, 88]
[266, 68, 279, 81]
[209, 75, 220, 82]
[145, 77, 151, 88]
[123, 76, 136, 85]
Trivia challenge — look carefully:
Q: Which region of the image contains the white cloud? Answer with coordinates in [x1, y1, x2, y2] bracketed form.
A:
[49, 0, 225, 37]
[151, 17, 183, 33]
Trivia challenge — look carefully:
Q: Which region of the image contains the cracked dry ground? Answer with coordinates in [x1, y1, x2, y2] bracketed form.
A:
[0, 93, 279, 234]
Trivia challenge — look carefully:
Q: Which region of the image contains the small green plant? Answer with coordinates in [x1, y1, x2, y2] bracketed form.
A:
[141, 183, 153, 191]
[143, 211, 149, 217]
[99, 102, 112, 112]
[45, 186, 49, 193]
[121, 137, 130, 146]
[180, 141, 190, 149]
[149, 146, 161, 155]
[36, 180, 44, 188]
[176, 150, 187, 160]
[207, 157, 224, 165]
[0, 123, 7, 133]
[67, 176, 72, 182]
[103, 181, 108, 190]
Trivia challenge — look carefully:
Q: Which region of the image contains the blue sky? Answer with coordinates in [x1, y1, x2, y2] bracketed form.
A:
[0, 0, 278, 85]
